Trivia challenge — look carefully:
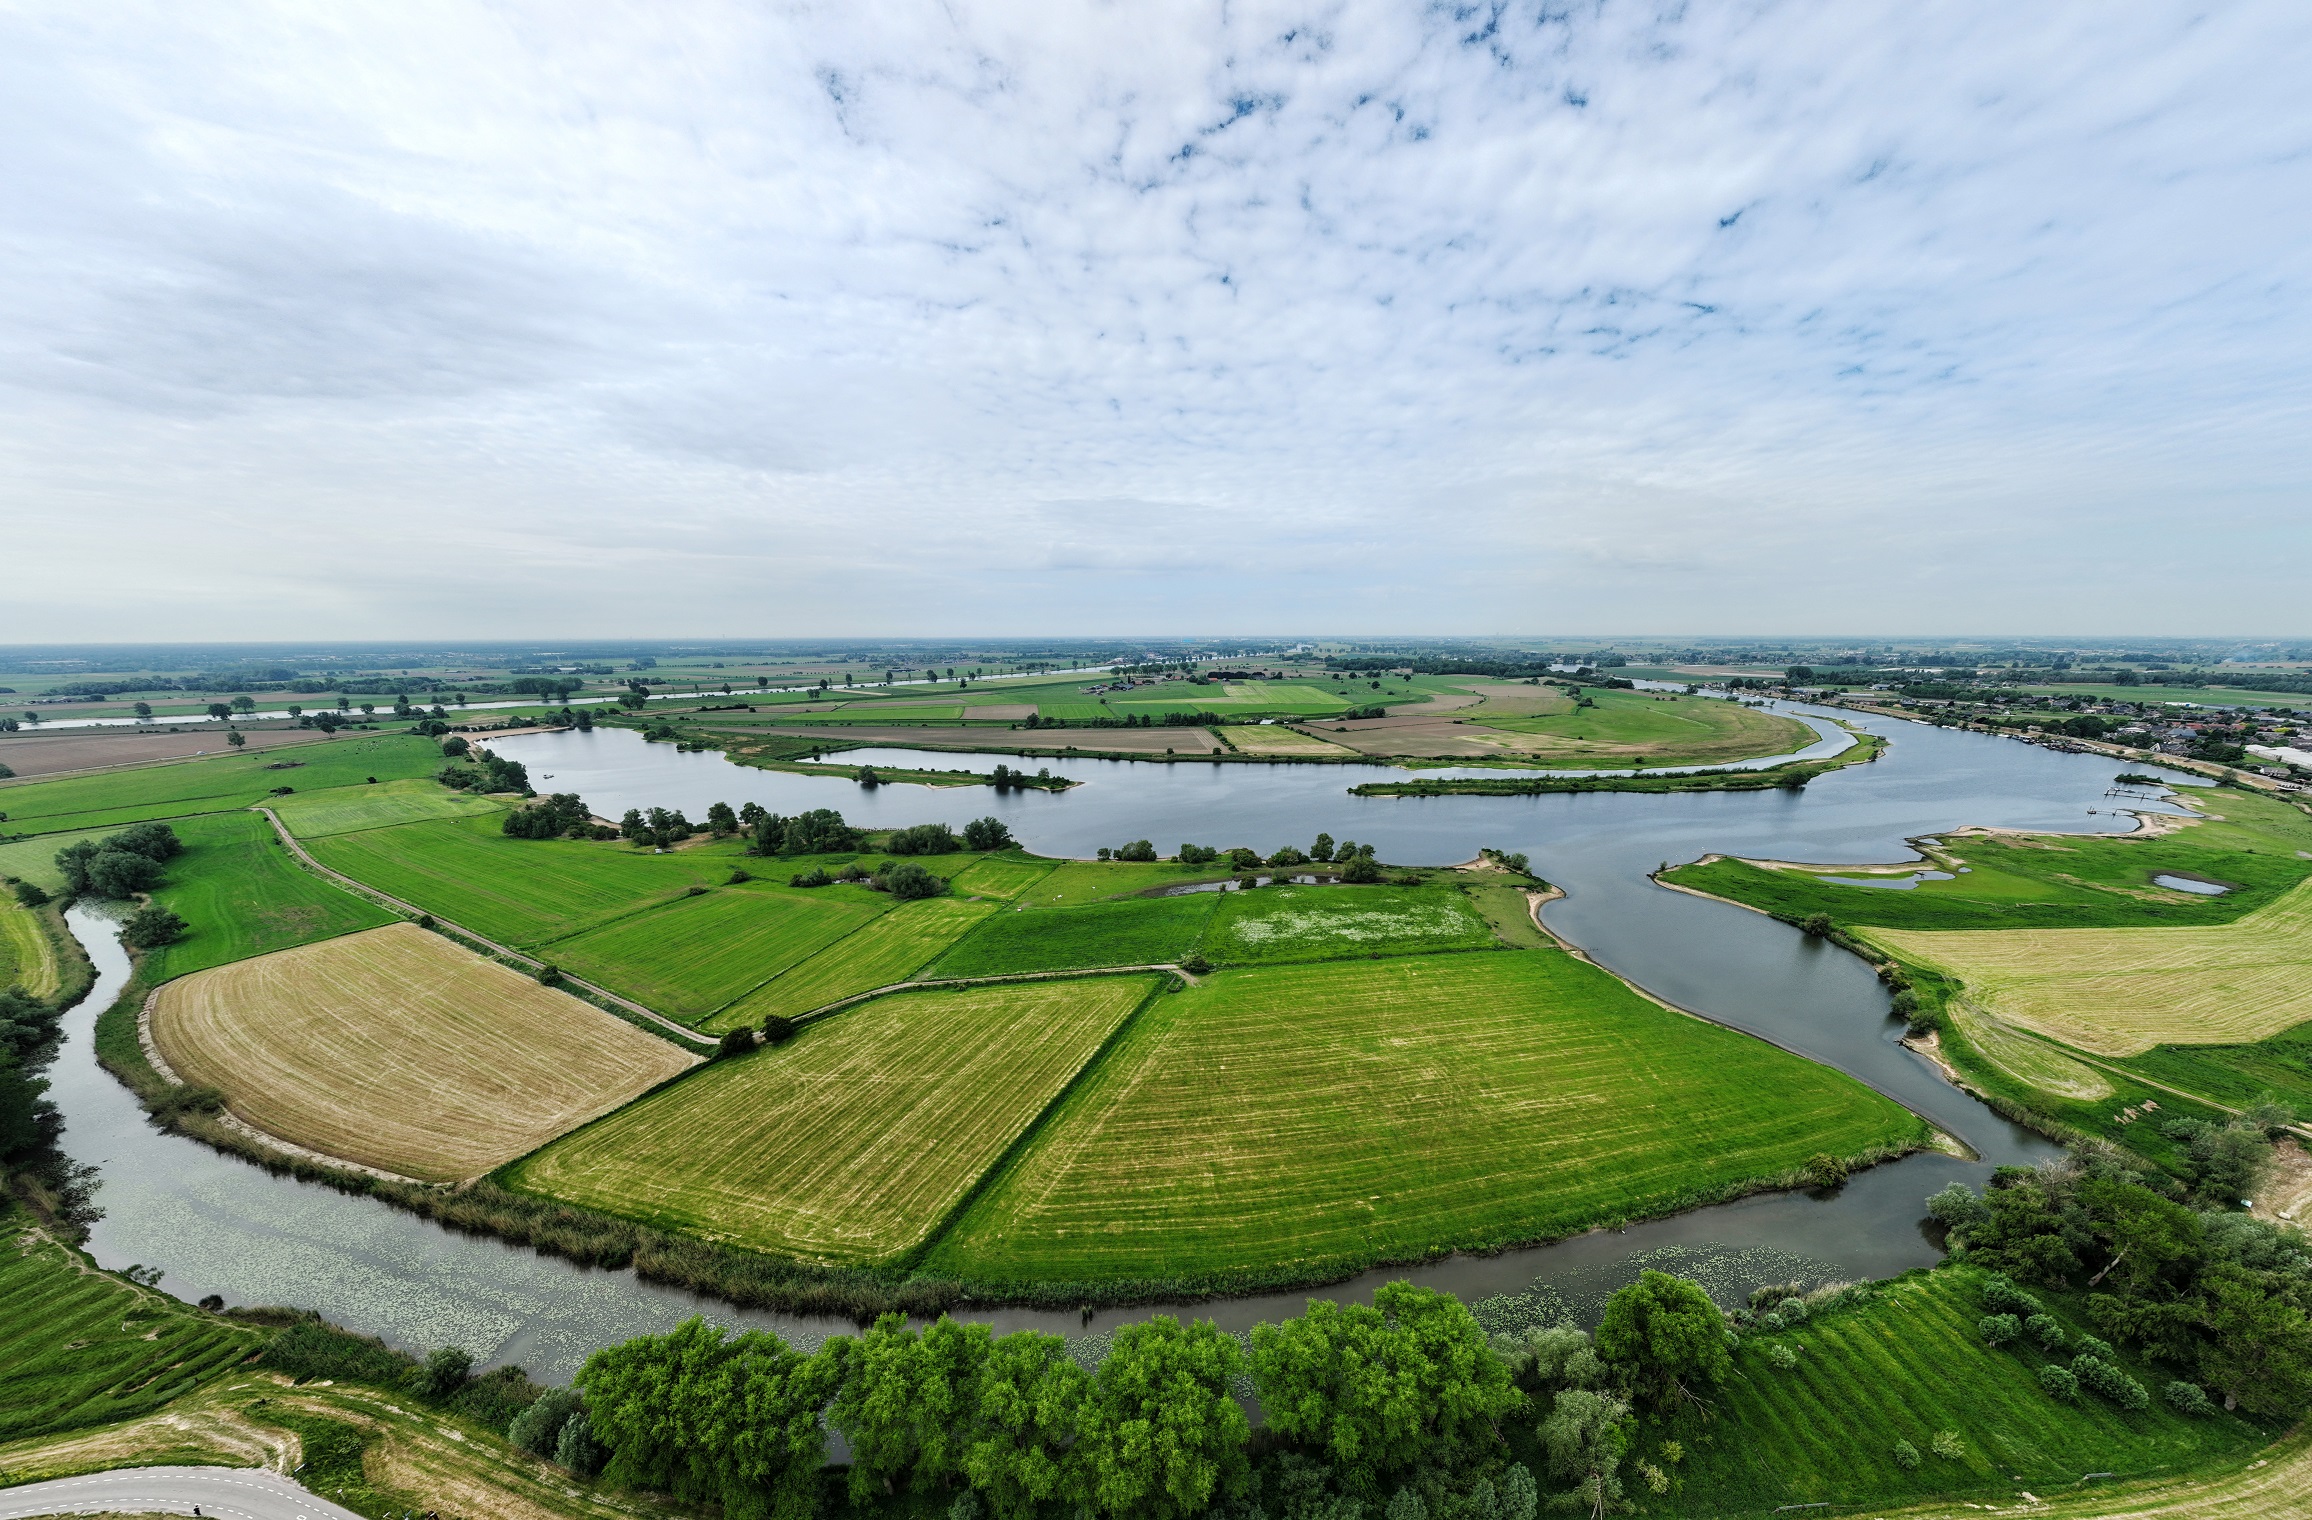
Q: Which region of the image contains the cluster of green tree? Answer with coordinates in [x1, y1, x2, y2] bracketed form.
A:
[503, 793, 604, 840]
[988, 764, 1062, 791]
[619, 807, 697, 849]
[1019, 711, 1212, 730]
[562, 1277, 1717, 1520]
[792, 858, 947, 899]
[749, 808, 867, 856]
[437, 749, 533, 795]
[0, 917, 98, 1230]
[962, 817, 1015, 851]
[1097, 841, 1158, 862]
[885, 823, 962, 856]
[53, 825, 191, 941]
[1926, 1136, 2312, 1415]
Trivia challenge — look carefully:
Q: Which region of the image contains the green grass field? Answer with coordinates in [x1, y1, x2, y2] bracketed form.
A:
[1466, 687, 1815, 767]
[0, 902, 62, 998]
[1640, 1266, 2264, 1515]
[0, 826, 112, 894]
[0, 734, 442, 836]
[928, 893, 1218, 977]
[1664, 788, 2312, 932]
[2116, 1026, 2312, 1121]
[1021, 860, 1224, 905]
[0, 1211, 264, 1443]
[309, 816, 731, 948]
[137, 811, 399, 981]
[268, 777, 505, 838]
[1199, 882, 1498, 965]
[928, 952, 1925, 1286]
[548, 883, 892, 1022]
[708, 896, 1000, 1032]
[947, 856, 1057, 900]
[512, 976, 1157, 1263]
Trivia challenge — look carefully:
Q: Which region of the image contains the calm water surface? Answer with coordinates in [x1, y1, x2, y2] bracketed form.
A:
[48, 706, 2203, 1379]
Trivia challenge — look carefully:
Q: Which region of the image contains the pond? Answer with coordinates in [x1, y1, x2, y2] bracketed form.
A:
[2152, 873, 2230, 895]
[46, 706, 2206, 1381]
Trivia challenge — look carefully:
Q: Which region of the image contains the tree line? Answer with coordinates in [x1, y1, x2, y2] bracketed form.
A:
[540, 1273, 1738, 1520]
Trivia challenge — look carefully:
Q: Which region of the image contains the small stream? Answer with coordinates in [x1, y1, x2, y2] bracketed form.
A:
[45, 706, 2203, 1381]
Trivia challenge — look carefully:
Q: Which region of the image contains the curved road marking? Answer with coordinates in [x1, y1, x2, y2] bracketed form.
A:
[0, 1466, 361, 1520]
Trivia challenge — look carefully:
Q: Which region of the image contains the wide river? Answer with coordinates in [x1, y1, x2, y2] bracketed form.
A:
[48, 703, 2196, 1380]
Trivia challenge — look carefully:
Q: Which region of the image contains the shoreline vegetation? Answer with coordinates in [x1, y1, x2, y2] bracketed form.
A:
[1349, 729, 1884, 796]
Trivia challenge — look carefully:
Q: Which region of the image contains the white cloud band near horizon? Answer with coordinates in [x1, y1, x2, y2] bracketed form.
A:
[2, 1, 2307, 639]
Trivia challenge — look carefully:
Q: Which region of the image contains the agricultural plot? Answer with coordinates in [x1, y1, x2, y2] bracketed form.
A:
[928, 893, 1217, 977]
[141, 811, 398, 982]
[1465, 687, 1815, 766]
[0, 902, 62, 998]
[0, 1210, 265, 1444]
[0, 735, 441, 836]
[1647, 1268, 2260, 1515]
[1219, 726, 1358, 757]
[2117, 1025, 2312, 1122]
[948, 856, 1056, 900]
[548, 884, 890, 1022]
[708, 896, 998, 1032]
[1023, 859, 1223, 905]
[1868, 878, 2312, 1056]
[309, 816, 728, 948]
[1199, 882, 1497, 965]
[929, 953, 1923, 1285]
[151, 923, 697, 1182]
[269, 777, 505, 838]
[513, 976, 1155, 1262]
[1031, 701, 1115, 722]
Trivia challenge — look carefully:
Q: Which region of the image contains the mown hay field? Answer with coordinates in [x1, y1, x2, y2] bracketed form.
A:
[1, 1212, 265, 1443]
[1869, 878, 2312, 1055]
[948, 856, 1057, 900]
[151, 923, 698, 1181]
[1200, 882, 1497, 964]
[707, 896, 998, 1032]
[929, 893, 1217, 978]
[929, 952, 1924, 1285]
[1643, 1267, 2260, 1515]
[309, 816, 732, 947]
[0, 734, 442, 837]
[141, 811, 399, 981]
[512, 976, 1157, 1262]
[269, 777, 504, 838]
[1219, 726, 1358, 757]
[0, 902, 61, 998]
[549, 884, 890, 1022]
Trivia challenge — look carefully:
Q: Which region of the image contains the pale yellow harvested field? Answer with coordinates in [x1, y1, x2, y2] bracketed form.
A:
[151, 923, 697, 1181]
[0, 902, 62, 998]
[1874, 879, 2312, 1056]
[513, 976, 1156, 1263]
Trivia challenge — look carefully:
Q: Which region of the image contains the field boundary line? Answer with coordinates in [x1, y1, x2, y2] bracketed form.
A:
[136, 983, 440, 1187]
[900, 973, 1172, 1277]
[792, 961, 1192, 1029]
[252, 806, 709, 1049]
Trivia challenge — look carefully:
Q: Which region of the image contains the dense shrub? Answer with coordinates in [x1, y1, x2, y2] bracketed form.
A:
[885, 822, 961, 856]
[2164, 1380, 2216, 1416]
[1178, 844, 1221, 865]
[121, 904, 187, 948]
[1930, 1430, 1964, 1460]
[790, 867, 833, 887]
[1340, 856, 1382, 884]
[1981, 1277, 2042, 1318]
[264, 1319, 417, 1386]
[2039, 1365, 2079, 1401]
[1891, 1439, 1920, 1470]
[2074, 1355, 2150, 1411]
[1766, 1343, 1798, 1370]
[715, 1028, 756, 1059]
[1979, 1314, 2021, 1347]
[2026, 1313, 2067, 1351]
[761, 1016, 795, 1044]
[876, 860, 945, 900]
[509, 1386, 584, 1458]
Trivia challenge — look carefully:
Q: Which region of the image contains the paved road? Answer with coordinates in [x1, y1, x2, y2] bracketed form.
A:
[0, 1467, 363, 1520]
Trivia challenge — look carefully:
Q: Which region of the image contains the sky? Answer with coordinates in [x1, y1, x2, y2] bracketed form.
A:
[3, 1, 2308, 641]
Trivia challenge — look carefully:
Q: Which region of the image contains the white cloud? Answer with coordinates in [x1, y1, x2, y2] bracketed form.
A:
[1, 0, 2307, 638]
